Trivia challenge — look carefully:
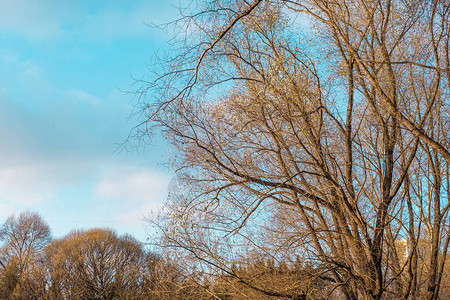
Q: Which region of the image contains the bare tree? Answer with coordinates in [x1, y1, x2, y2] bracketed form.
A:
[134, 0, 450, 299]
[0, 211, 51, 299]
[45, 228, 146, 299]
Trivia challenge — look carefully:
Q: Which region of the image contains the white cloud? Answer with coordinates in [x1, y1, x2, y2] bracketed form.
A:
[65, 89, 101, 106]
[92, 166, 171, 240]
[0, 202, 16, 219]
[0, 0, 76, 39]
[0, 154, 169, 241]
[0, 165, 49, 205]
[0, 159, 92, 207]
[94, 166, 170, 206]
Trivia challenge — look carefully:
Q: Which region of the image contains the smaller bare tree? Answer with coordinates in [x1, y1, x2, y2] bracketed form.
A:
[0, 211, 51, 299]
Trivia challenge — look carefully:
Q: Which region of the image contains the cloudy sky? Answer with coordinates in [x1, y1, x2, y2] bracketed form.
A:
[0, 0, 178, 242]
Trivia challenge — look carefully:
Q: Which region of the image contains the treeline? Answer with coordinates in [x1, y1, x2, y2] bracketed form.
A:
[0, 211, 195, 299]
[0, 211, 352, 299]
[2, 211, 450, 299]
[0, 211, 324, 299]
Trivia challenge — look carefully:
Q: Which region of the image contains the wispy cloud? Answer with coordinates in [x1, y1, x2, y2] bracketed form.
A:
[65, 89, 101, 106]
[0, 0, 178, 41]
[0, 0, 76, 39]
[93, 166, 170, 239]
[94, 166, 170, 208]
[0, 165, 53, 205]
[0, 159, 92, 211]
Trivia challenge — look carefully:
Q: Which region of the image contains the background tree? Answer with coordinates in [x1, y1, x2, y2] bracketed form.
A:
[135, 0, 450, 299]
[0, 211, 51, 299]
[140, 251, 210, 300]
[45, 228, 146, 299]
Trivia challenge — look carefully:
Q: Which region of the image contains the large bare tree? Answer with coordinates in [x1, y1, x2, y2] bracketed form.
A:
[135, 1, 450, 299]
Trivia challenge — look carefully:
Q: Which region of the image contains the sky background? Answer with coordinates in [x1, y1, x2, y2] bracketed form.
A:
[0, 0, 179, 242]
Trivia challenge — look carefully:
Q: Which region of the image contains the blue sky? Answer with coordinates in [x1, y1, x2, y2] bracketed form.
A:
[0, 0, 178, 242]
